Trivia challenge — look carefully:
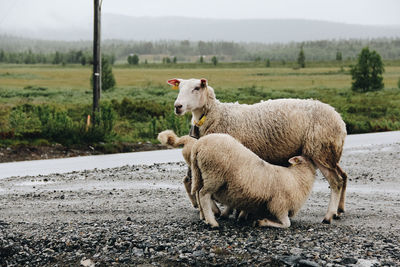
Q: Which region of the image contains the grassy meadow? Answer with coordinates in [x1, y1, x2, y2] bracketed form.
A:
[1, 62, 400, 151]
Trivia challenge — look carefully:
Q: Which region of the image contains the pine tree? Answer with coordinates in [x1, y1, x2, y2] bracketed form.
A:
[336, 51, 342, 61]
[351, 47, 384, 92]
[53, 51, 62, 64]
[0, 50, 5, 62]
[91, 56, 116, 91]
[265, 58, 271, 67]
[101, 57, 116, 91]
[211, 56, 218, 66]
[297, 46, 305, 68]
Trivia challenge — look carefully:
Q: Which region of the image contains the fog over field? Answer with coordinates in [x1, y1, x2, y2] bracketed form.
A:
[0, 0, 399, 42]
[1, 15, 400, 42]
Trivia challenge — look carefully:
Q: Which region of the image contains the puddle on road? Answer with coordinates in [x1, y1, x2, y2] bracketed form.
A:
[1, 179, 183, 195]
[14, 180, 56, 186]
[131, 181, 182, 190]
[313, 181, 400, 194]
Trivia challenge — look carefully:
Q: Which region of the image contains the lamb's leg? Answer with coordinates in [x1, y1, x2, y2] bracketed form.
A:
[317, 163, 343, 224]
[183, 169, 198, 208]
[211, 200, 221, 217]
[195, 192, 204, 220]
[237, 210, 249, 221]
[220, 206, 233, 219]
[199, 190, 219, 228]
[336, 164, 348, 215]
[256, 214, 291, 228]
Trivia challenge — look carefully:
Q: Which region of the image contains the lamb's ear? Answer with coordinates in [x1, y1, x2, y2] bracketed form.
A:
[200, 78, 207, 88]
[167, 78, 181, 90]
[288, 156, 302, 165]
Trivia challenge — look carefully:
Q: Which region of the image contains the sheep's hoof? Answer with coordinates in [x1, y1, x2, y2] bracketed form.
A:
[333, 214, 341, 220]
[253, 220, 264, 227]
[337, 207, 345, 214]
[322, 218, 332, 224]
[219, 214, 229, 220]
[208, 223, 219, 229]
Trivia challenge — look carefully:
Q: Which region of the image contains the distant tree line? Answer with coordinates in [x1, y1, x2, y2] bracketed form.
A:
[1, 35, 400, 63]
[0, 49, 116, 65]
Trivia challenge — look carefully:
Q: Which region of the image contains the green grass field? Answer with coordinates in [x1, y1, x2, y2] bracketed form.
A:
[1, 63, 400, 151]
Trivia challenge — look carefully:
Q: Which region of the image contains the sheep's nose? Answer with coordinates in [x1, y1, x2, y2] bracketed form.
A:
[174, 104, 183, 114]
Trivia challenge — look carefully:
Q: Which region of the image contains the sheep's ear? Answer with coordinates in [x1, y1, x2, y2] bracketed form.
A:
[167, 78, 181, 90]
[200, 78, 207, 88]
[288, 156, 301, 165]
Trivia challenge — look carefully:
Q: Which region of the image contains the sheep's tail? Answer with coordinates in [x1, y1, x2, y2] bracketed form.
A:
[190, 146, 203, 195]
[157, 130, 194, 148]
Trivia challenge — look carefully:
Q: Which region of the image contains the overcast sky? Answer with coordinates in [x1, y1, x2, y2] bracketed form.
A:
[0, 0, 400, 30]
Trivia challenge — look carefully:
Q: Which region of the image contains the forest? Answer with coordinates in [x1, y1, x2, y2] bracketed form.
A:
[1, 35, 400, 64]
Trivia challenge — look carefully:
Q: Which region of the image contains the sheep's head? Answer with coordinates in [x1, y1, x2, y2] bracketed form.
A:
[168, 78, 210, 116]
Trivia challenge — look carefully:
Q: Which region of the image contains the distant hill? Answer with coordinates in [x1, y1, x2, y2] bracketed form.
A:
[1, 14, 400, 42]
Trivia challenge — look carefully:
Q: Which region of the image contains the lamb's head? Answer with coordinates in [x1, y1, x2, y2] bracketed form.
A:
[167, 78, 214, 116]
[288, 156, 316, 172]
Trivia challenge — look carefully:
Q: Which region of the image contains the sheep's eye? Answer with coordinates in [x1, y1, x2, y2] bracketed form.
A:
[193, 87, 200, 91]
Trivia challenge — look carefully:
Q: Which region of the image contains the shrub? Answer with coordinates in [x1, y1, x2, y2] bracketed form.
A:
[127, 54, 139, 65]
[111, 97, 170, 122]
[7, 103, 116, 145]
[9, 105, 42, 138]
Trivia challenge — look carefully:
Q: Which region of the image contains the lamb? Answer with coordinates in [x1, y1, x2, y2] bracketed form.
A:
[168, 78, 347, 224]
[157, 130, 255, 220]
[190, 133, 317, 228]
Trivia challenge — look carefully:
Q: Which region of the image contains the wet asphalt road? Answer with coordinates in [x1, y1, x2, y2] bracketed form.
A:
[0, 132, 399, 266]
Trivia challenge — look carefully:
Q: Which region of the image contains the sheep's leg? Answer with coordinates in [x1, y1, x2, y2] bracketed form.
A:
[199, 190, 219, 228]
[183, 172, 198, 208]
[237, 210, 249, 221]
[211, 200, 221, 217]
[256, 214, 291, 228]
[220, 206, 234, 219]
[336, 164, 348, 215]
[317, 163, 343, 224]
[337, 177, 347, 215]
[196, 192, 204, 220]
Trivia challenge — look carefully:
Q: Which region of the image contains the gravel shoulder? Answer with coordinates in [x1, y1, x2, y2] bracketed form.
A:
[0, 143, 399, 266]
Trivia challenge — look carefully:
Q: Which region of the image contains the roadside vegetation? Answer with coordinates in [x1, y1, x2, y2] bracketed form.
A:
[0, 41, 400, 153]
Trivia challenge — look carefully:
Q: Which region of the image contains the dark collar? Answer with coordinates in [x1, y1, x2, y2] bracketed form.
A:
[189, 114, 205, 139]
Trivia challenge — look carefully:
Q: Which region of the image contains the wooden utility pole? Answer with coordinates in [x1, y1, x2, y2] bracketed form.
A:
[93, 0, 102, 119]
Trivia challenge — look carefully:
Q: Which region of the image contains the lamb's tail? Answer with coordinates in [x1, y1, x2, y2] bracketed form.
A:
[190, 146, 203, 195]
[157, 130, 193, 148]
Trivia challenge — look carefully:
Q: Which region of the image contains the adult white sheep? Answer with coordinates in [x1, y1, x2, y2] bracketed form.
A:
[191, 133, 317, 228]
[168, 78, 347, 224]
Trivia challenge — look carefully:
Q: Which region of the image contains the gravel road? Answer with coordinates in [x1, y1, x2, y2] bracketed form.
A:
[0, 142, 399, 266]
